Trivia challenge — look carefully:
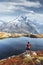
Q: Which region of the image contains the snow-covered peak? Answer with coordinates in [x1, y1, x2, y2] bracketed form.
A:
[0, 15, 43, 34]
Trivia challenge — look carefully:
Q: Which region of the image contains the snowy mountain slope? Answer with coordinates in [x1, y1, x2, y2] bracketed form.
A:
[0, 16, 43, 34]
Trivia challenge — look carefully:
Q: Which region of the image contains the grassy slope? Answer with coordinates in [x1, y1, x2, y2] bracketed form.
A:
[0, 32, 43, 39]
[0, 51, 43, 65]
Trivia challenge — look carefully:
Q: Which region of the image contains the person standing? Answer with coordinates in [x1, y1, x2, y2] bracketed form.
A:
[26, 42, 31, 54]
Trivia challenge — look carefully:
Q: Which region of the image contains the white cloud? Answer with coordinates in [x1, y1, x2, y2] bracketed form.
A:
[0, 0, 42, 23]
[22, 0, 41, 8]
[0, 2, 18, 13]
[0, 0, 42, 13]
[26, 12, 43, 23]
[0, 16, 17, 22]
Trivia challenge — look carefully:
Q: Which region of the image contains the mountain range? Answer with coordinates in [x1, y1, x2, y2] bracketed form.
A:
[0, 16, 43, 34]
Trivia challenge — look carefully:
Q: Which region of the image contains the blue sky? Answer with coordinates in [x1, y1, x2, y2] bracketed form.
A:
[0, 0, 43, 23]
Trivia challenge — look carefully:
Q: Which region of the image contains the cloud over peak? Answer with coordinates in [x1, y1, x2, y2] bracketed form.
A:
[0, 0, 43, 24]
[0, 0, 42, 14]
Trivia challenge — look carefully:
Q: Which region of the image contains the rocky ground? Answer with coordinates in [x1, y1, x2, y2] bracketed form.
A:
[0, 51, 43, 65]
